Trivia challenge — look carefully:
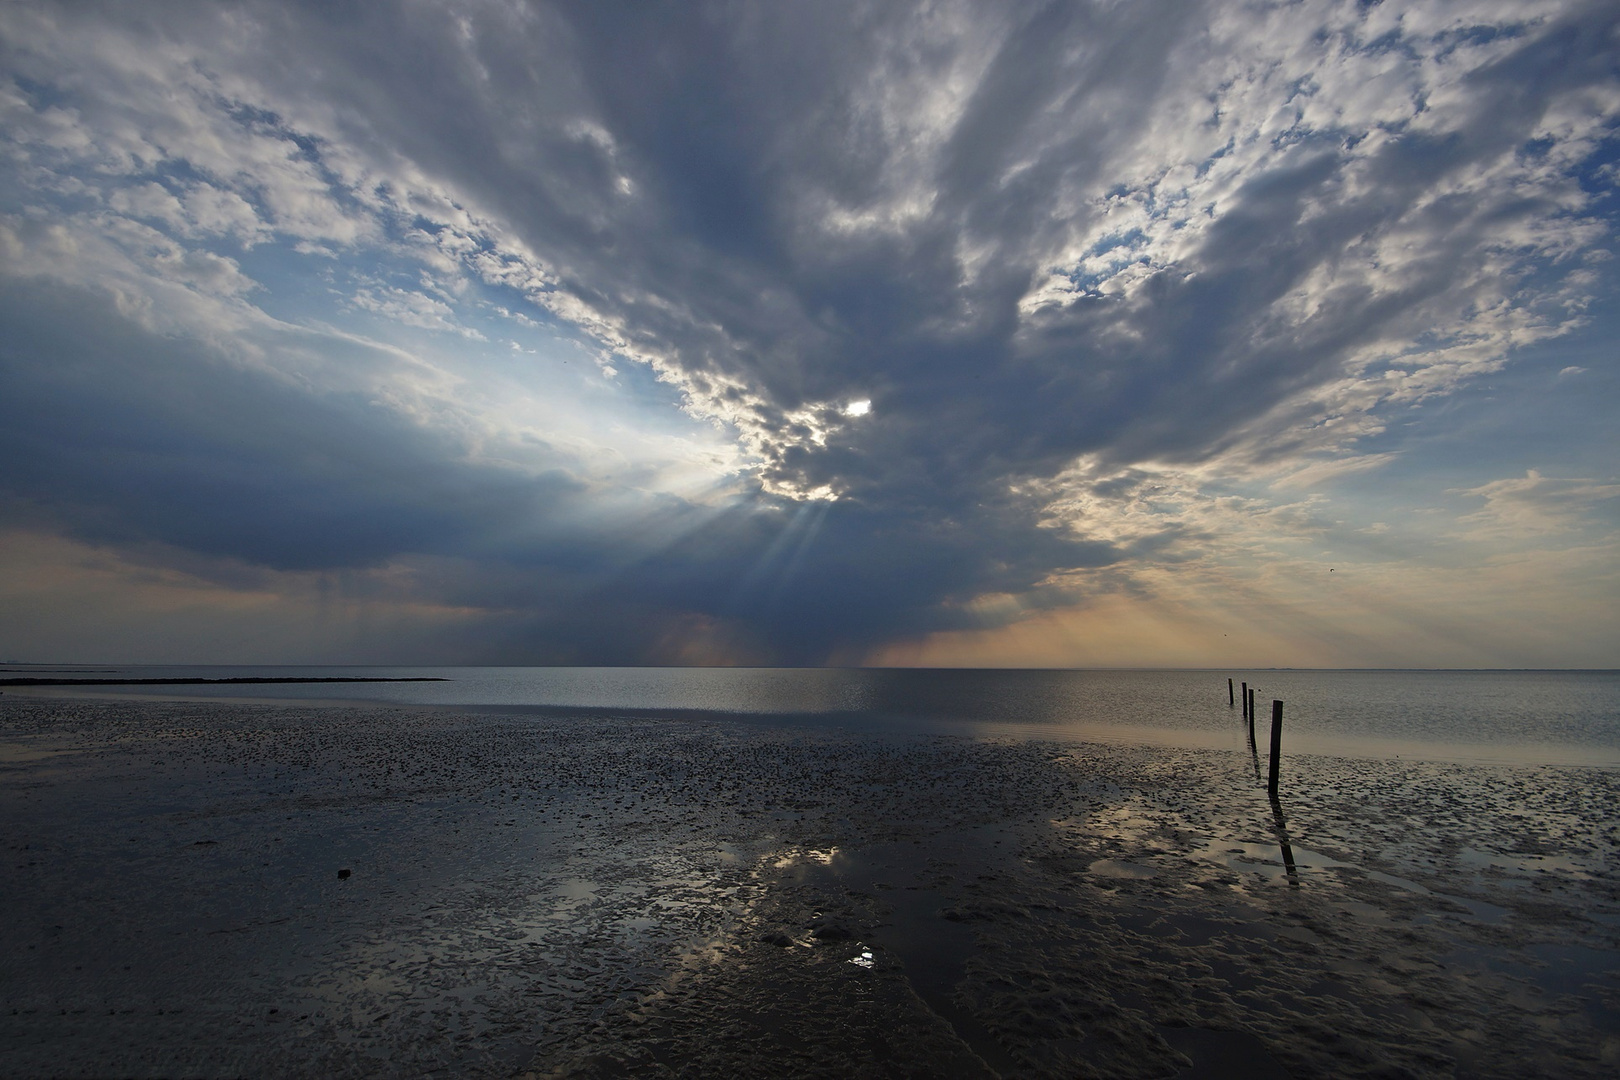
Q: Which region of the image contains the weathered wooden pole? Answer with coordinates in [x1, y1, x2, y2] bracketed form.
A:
[1241, 681, 1248, 719]
[1267, 699, 1284, 799]
[1228, 678, 1235, 706]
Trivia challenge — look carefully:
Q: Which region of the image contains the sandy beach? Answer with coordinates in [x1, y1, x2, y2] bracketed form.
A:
[2, 695, 1617, 1078]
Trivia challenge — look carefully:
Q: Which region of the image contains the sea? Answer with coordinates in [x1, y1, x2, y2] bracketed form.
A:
[4, 665, 1617, 768]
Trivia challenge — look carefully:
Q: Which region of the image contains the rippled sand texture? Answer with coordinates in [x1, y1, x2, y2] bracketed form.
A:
[2, 698, 1616, 1078]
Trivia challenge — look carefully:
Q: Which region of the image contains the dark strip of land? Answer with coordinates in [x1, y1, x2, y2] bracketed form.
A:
[0, 677, 448, 686]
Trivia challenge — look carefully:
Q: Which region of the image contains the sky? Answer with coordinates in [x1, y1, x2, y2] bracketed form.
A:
[0, 0, 1616, 668]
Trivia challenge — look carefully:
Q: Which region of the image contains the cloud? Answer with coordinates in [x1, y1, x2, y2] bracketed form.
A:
[865, 536, 1620, 670]
[0, 1, 1617, 664]
[0, 527, 489, 666]
[349, 285, 487, 339]
[1454, 469, 1620, 541]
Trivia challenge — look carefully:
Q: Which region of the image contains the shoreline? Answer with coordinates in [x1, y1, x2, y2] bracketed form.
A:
[0, 677, 450, 686]
[2, 696, 1617, 1077]
[7, 682, 1618, 772]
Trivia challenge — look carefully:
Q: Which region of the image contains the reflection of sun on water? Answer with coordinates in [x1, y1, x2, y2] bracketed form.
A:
[773, 846, 840, 869]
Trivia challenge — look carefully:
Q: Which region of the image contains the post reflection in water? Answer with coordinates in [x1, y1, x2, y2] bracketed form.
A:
[1268, 796, 1299, 886]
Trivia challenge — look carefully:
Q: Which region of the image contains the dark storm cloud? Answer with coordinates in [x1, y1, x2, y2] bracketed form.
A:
[0, 267, 1115, 662]
[1, 1, 1616, 662]
[216, 0, 1614, 495]
[0, 277, 577, 571]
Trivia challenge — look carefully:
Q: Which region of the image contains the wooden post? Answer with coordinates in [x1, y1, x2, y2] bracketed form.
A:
[1228, 678, 1235, 706]
[1241, 682, 1248, 719]
[1268, 700, 1284, 798]
[1248, 689, 1256, 742]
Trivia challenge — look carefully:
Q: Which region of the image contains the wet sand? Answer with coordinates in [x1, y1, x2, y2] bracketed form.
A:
[2, 697, 1617, 1078]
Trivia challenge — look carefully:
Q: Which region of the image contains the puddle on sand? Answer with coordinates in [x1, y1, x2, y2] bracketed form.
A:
[780, 838, 1022, 1076]
[1197, 838, 1511, 921]
[0, 740, 79, 764]
[1158, 1025, 1291, 1079]
[553, 877, 597, 904]
[1458, 846, 1596, 879]
[1088, 858, 1158, 879]
[1443, 939, 1620, 1033]
[1524, 942, 1620, 996]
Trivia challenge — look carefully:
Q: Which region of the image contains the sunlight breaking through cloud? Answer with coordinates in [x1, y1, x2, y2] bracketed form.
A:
[0, 0, 1616, 665]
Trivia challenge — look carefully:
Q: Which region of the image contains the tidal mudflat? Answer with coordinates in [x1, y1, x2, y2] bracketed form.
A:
[3, 696, 1617, 1078]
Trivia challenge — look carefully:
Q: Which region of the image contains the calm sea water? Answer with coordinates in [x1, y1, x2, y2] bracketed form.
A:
[4, 666, 1617, 767]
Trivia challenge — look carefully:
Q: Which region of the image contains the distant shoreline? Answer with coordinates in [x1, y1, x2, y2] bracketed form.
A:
[0, 676, 450, 687]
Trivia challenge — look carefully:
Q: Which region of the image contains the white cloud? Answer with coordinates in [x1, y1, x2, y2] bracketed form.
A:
[350, 286, 486, 339]
[1454, 469, 1620, 542]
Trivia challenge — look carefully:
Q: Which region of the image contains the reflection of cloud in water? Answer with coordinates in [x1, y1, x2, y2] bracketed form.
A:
[1087, 858, 1158, 879]
[773, 847, 840, 870]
